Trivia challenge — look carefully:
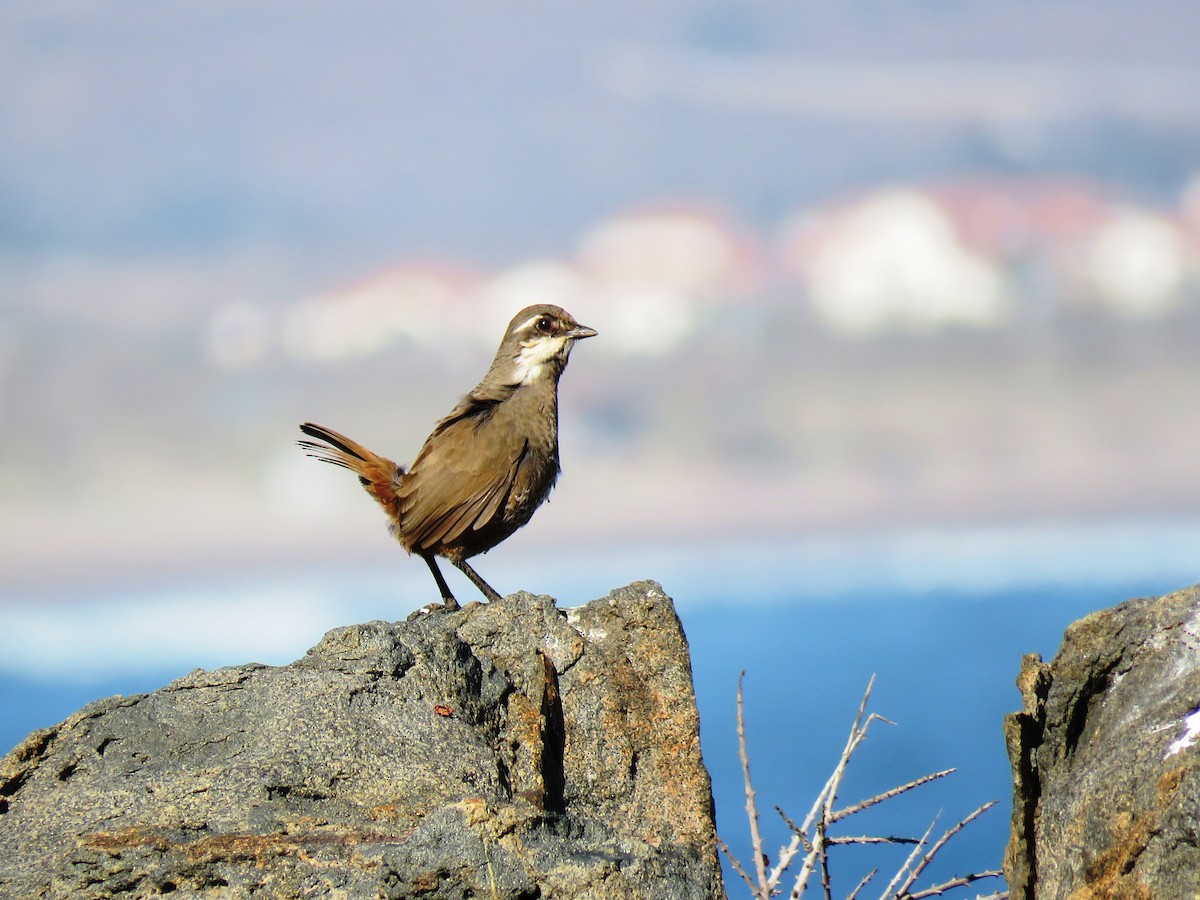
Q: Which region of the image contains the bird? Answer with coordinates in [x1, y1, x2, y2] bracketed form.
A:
[298, 303, 597, 609]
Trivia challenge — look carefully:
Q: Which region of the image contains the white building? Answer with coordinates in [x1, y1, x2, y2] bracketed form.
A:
[1084, 208, 1191, 318]
[778, 188, 1009, 336]
[282, 262, 482, 362]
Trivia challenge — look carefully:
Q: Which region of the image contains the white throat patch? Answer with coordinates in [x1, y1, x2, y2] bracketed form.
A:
[512, 335, 569, 385]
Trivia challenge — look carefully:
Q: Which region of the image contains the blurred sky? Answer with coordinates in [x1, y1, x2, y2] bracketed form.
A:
[4, 0, 1200, 265]
[2, 0, 1200, 594]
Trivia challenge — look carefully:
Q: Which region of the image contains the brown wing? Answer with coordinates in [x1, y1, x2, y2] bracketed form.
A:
[398, 398, 527, 552]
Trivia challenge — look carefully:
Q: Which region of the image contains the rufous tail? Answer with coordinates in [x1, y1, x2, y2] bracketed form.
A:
[298, 423, 403, 521]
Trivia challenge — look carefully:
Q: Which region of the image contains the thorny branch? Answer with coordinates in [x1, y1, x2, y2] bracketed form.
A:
[736, 671, 770, 894]
[719, 674, 1006, 900]
[832, 769, 956, 823]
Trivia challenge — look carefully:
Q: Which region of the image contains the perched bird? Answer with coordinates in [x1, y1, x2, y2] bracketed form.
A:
[299, 304, 597, 608]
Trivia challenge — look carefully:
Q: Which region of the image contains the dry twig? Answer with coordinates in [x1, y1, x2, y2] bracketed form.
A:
[825, 834, 919, 846]
[831, 769, 956, 823]
[723, 675, 1003, 900]
[776, 676, 882, 897]
[879, 816, 941, 899]
[717, 836, 762, 897]
[892, 802, 999, 897]
[736, 671, 769, 893]
[846, 866, 878, 900]
[903, 869, 1005, 899]
[719, 672, 773, 899]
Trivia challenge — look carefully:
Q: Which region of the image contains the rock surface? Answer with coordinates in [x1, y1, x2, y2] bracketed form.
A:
[1004, 583, 1200, 899]
[0, 581, 724, 899]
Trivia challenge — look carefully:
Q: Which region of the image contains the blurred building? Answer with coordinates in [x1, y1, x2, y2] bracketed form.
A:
[475, 260, 590, 346]
[1083, 207, 1192, 318]
[776, 188, 1009, 336]
[280, 262, 484, 362]
[573, 203, 764, 355]
[776, 177, 1196, 336]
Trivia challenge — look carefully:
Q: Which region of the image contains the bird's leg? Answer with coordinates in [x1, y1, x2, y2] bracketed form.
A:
[450, 556, 503, 603]
[421, 553, 460, 610]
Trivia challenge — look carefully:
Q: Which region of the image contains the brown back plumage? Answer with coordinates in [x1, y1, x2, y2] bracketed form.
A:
[399, 375, 558, 555]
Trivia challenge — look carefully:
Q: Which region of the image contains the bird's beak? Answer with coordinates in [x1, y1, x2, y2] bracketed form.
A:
[567, 324, 598, 340]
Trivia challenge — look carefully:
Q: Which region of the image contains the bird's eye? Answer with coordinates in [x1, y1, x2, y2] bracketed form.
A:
[536, 316, 553, 333]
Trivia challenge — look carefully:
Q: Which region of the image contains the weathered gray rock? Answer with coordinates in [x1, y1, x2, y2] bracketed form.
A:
[1004, 584, 1200, 899]
[0, 581, 724, 899]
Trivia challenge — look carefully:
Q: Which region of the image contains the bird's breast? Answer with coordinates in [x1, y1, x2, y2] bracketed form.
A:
[504, 445, 559, 525]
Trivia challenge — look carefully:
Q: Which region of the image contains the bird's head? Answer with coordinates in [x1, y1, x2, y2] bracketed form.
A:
[499, 304, 597, 386]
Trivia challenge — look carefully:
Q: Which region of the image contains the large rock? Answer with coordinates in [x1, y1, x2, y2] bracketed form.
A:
[0, 581, 724, 899]
[1004, 584, 1200, 899]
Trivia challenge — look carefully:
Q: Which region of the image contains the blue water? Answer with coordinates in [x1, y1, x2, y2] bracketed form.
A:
[2, 521, 1196, 894]
[688, 583, 1138, 893]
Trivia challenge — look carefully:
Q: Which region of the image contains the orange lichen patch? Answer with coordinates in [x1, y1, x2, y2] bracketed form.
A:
[82, 823, 411, 864]
[1069, 766, 1185, 900]
[1073, 831, 1154, 900]
[457, 796, 492, 827]
[367, 803, 406, 822]
[1156, 766, 1184, 797]
[84, 828, 174, 854]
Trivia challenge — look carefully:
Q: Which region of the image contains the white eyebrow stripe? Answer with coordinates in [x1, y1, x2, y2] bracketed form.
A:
[515, 313, 546, 334]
